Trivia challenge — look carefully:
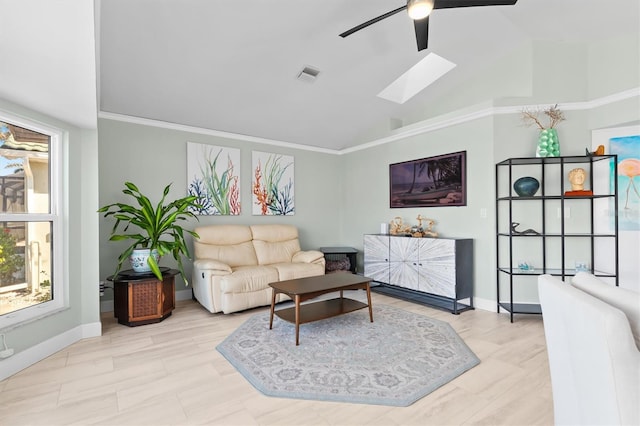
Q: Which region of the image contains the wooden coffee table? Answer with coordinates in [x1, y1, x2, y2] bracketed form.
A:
[269, 273, 374, 345]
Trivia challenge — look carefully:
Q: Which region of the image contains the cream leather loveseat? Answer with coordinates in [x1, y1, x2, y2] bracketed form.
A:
[192, 224, 325, 314]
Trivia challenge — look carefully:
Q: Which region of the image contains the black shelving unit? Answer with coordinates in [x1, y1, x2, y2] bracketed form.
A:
[495, 155, 619, 322]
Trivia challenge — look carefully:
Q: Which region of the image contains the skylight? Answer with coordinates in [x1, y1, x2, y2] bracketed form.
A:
[377, 53, 456, 104]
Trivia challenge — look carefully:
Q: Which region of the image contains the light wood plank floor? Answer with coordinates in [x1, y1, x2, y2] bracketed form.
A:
[0, 292, 554, 425]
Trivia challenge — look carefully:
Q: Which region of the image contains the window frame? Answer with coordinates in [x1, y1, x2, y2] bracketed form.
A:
[0, 110, 65, 330]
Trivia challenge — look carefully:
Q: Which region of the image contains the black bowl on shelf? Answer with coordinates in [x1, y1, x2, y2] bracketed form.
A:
[513, 176, 540, 197]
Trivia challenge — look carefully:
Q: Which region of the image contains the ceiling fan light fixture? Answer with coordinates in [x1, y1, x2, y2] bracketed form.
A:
[407, 0, 434, 20]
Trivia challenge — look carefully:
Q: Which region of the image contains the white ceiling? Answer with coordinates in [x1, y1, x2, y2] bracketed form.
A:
[0, 1, 638, 151]
[97, 0, 638, 151]
[0, 0, 97, 129]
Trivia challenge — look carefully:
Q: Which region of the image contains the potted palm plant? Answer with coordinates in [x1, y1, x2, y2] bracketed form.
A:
[98, 181, 200, 285]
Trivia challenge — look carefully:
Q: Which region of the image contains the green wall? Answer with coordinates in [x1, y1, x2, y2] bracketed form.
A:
[338, 36, 639, 304]
[97, 119, 343, 297]
[341, 119, 495, 300]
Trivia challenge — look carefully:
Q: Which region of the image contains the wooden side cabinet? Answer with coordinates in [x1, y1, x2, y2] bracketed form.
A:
[319, 246, 358, 274]
[108, 268, 177, 326]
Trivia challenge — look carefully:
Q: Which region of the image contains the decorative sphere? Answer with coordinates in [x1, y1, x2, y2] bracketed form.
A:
[513, 176, 540, 197]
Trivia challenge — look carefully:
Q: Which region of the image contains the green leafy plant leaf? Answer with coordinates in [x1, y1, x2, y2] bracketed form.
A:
[98, 182, 200, 284]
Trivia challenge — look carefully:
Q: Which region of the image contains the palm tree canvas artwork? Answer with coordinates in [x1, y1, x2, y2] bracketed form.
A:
[187, 142, 241, 215]
[389, 151, 466, 208]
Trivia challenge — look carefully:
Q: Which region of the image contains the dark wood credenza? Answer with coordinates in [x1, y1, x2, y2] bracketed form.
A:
[108, 268, 177, 326]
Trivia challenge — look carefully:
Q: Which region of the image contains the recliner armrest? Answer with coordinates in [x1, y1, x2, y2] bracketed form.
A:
[194, 259, 232, 274]
[292, 250, 325, 264]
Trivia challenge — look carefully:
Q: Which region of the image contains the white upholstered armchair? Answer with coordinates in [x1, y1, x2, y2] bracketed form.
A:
[538, 274, 640, 425]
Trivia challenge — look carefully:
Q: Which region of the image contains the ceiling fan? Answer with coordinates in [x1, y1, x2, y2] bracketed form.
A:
[339, 0, 518, 51]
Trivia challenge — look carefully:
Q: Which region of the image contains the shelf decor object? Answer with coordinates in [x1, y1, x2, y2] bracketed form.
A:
[513, 176, 540, 197]
[564, 167, 593, 196]
[521, 104, 565, 158]
[495, 155, 619, 322]
[536, 128, 561, 157]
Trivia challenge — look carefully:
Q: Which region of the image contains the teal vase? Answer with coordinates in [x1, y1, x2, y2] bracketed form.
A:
[536, 128, 560, 157]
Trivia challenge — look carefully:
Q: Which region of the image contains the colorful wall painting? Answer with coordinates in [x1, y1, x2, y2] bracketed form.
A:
[610, 134, 640, 230]
[187, 142, 240, 215]
[252, 151, 294, 215]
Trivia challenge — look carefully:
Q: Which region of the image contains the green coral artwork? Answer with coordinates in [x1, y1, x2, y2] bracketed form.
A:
[187, 142, 241, 215]
[252, 151, 294, 215]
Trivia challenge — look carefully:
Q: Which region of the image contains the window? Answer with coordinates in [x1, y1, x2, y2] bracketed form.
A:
[0, 112, 63, 328]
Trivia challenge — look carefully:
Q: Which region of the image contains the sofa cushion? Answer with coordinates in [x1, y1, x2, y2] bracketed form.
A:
[572, 272, 640, 350]
[196, 224, 253, 245]
[250, 224, 298, 241]
[194, 225, 258, 268]
[221, 266, 279, 294]
[251, 224, 302, 265]
[253, 239, 301, 265]
[270, 262, 326, 281]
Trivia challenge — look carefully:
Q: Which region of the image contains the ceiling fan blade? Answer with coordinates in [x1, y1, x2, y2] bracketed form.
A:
[434, 0, 517, 10]
[414, 16, 429, 51]
[339, 5, 407, 38]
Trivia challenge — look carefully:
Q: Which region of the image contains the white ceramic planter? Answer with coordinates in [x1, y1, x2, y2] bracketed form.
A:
[130, 248, 159, 273]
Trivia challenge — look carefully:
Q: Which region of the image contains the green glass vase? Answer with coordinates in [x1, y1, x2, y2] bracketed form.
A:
[536, 128, 560, 157]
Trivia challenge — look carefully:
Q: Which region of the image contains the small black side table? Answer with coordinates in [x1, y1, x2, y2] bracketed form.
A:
[107, 268, 178, 326]
[319, 247, 358, 274]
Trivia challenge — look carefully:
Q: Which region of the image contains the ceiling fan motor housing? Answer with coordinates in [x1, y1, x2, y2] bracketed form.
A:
[340, 0, 518, 52]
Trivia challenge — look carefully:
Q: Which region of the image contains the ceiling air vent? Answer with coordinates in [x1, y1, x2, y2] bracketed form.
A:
[297, 66, 320, 83]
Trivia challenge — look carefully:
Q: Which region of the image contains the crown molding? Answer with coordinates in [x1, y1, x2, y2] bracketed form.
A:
[99, 87, 639, 156]
[98, 111, 339, 155]
[341, 87, 640, 154]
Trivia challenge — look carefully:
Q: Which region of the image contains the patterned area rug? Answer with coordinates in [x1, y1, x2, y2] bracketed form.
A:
[216, 304, 480, 406]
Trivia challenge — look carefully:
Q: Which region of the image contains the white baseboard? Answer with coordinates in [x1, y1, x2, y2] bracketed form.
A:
[473, 297, 498, 313]
[176, 289, 193, 301]
[100, 298, 114, 313]
[0, 321, 102, 381]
